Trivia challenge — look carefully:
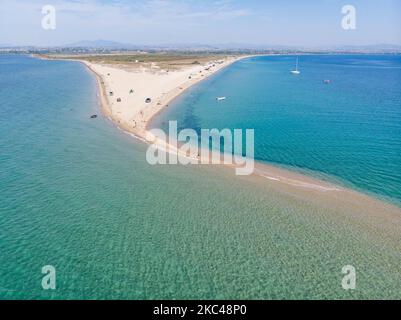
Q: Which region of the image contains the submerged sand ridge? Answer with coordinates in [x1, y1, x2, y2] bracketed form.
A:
[78, 55, 401, 217]
[21, 53, 400, 299]
[83, 56, 346, 188]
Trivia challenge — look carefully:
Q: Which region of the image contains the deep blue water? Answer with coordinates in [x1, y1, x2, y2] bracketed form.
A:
[151, 55, 401, 205]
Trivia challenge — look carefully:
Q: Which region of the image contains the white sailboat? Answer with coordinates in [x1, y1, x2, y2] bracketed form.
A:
[291, 57, 300, 75]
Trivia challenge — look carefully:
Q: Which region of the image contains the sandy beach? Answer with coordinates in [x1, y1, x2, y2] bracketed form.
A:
[78, 55, 401, 219]
[83, 56, 241, 136]
[81, 55, 249, 163]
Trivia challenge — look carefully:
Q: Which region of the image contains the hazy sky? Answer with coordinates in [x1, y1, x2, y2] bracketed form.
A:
[1, 0, 400, 46]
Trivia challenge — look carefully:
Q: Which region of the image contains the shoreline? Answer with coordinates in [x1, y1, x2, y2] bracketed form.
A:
[82, 55, 248, 136]
[36, 54, 401, 215]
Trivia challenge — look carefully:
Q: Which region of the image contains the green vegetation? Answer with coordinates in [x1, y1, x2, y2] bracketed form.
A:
[43, 52, 238, 70]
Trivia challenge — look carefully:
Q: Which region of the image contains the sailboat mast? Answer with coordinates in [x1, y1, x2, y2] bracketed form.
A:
[290, 57, 301, 74]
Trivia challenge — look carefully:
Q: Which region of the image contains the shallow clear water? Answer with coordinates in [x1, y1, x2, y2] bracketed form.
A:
[0, 55, 400, 299]
[151, 55, 401, 205]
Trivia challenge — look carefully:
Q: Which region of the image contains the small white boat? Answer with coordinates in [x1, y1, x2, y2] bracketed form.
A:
[291, 57, 300, 75]
[216, 97, 226, 101]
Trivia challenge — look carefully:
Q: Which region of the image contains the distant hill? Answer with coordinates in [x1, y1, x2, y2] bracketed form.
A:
[61, 40, 297, 51]
[2, 41, 400, 54]
[64, 40, 136, 48]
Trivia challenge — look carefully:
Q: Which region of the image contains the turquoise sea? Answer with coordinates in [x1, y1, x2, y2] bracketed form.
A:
[0, 55, 400, 299]
[151, 55, 401, 206]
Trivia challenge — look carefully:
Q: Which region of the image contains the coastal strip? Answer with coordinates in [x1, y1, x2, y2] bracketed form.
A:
[82, 56, 244, 137]
[35, 53, 401, 217]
